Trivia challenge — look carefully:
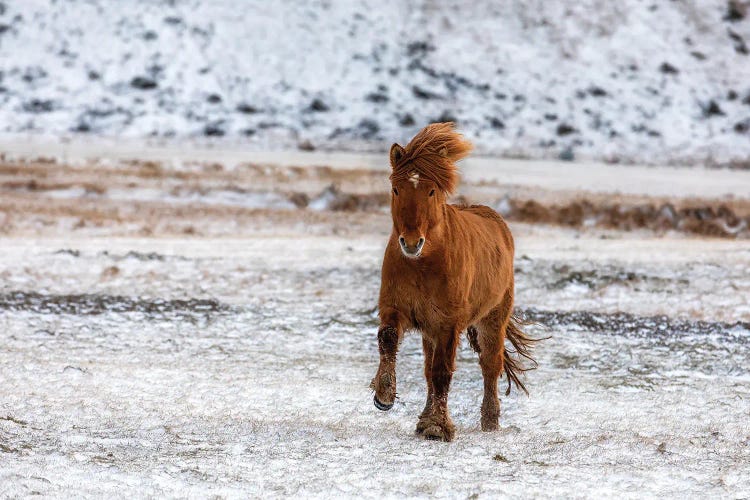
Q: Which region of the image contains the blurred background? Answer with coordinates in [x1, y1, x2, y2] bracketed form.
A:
[0, 0, 749, 164]
[1, 1, 749, 498]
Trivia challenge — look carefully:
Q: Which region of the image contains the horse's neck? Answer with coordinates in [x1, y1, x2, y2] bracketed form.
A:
[424, 205, 460, 258]
[438, 204, 461, 244]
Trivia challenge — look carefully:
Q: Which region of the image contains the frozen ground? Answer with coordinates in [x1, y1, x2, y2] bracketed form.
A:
[1, 147, 749, 497]
[0, 235, 749, 498]
[1, 0, 749, 164]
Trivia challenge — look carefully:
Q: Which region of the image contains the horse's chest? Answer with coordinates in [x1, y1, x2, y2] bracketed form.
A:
[400, 269, 445, 300]
[398, 272, 455, 329]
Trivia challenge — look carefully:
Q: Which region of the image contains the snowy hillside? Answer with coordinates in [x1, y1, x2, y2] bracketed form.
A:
[0, 0, 749, 164]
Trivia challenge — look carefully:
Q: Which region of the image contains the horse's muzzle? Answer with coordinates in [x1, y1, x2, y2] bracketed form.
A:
[373, 395, 394, 411]
[399, 236, 425, 258]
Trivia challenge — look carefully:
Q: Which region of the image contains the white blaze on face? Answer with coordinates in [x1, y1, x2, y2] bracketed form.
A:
[408, 171, 419, 188]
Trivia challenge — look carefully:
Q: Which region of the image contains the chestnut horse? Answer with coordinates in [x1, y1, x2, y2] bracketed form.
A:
[371, 122, 536, 441]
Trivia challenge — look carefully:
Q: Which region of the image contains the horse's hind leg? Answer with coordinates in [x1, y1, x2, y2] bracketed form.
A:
[476, 293, 513, 431]
[415, 337, 435, 434]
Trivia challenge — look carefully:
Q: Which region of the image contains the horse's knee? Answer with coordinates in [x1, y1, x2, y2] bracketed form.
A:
[377, 325, 399, 358]
[378, 307, 404, 330]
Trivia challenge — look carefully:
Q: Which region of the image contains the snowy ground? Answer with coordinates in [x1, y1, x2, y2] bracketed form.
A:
[1, 0, 749, 164]
[1, 235, 749, 498]
[1, 147, 749, 497]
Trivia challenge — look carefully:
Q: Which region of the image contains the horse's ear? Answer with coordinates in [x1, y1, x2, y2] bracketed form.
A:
[390, 143, 405, 168]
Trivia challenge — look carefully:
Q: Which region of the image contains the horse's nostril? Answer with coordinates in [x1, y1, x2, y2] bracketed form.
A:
[398, 235, 424, 256]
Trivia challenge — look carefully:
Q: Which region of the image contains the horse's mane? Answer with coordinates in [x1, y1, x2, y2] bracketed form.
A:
[390, 122, 473, 195]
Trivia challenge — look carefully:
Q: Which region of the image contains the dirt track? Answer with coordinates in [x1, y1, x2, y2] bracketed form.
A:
[1, 155, 749, 238]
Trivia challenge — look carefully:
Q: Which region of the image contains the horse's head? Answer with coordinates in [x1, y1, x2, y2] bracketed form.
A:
[387, 123, 472, 259]
[389, 143, 444, 258]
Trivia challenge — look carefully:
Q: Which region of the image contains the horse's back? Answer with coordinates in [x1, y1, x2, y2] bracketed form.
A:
[453, 204, 514, 251]
[456, 204, 504, 224]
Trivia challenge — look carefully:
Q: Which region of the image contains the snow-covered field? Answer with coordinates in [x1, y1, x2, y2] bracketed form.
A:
[1, 0, 749, 164]
[1, 146, 749, 497]
[1, 235, 749, 498]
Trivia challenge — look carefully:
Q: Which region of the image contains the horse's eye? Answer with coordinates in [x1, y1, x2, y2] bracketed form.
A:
[429, 189, 435, 197]
[392, 187, 399, 196]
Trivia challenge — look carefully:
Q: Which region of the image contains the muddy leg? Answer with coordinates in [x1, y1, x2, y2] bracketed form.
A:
[371, 309, 403, 411]
[415, 337, 435, 434]
[421, 329, 459, 442]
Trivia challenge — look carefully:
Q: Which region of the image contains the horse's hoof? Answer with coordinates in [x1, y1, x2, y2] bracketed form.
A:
[373, 395, 393, 411]
[422, 424, 453, 442]
[481, 420, 499, 432]
[415, 413, 434, 434]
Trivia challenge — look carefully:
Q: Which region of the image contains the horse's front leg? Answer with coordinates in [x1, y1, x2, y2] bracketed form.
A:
[421, 328, 459, 442]
[371, 308, 404, 411]
[415, 337, 435, 434]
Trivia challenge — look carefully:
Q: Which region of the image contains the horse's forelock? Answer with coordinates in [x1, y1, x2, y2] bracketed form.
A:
[389, 122, 472, 195]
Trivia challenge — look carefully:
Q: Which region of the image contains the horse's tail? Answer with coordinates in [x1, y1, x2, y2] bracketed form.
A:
[503, 314, 543, 396]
